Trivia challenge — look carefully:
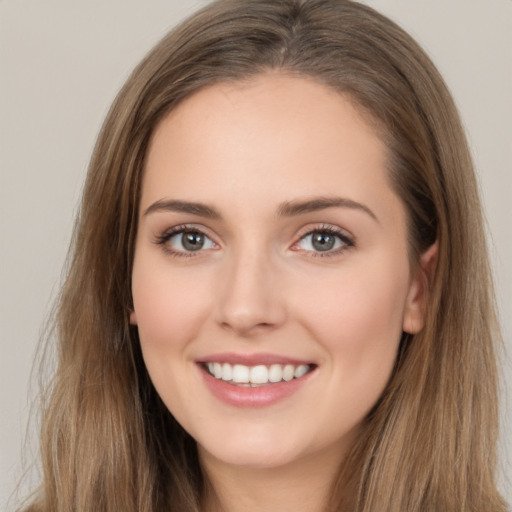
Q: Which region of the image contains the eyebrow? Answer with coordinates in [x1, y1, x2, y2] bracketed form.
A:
[277, 196, 378, 222]
[143, 199, 221, 218]
[143, 196, 378, 223]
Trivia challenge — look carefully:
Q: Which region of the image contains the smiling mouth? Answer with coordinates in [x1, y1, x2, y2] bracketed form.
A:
[202, 362, 315, 387]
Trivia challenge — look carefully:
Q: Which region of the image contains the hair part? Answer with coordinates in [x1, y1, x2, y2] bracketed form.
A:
[24, 1, 505, 511]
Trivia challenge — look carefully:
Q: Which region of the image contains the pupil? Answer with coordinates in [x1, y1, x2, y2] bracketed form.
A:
[182, 232, 204, 251]
[312, 232, 335, 251]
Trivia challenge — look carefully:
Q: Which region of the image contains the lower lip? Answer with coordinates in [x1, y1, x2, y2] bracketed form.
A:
[199, 365, 315, 408]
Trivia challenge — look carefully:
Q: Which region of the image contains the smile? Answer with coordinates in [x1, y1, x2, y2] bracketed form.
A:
[204, 362, 314, 386]
[197, 354, 318, 407]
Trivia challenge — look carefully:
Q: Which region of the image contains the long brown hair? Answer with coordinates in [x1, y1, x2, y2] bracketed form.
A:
[22, 1, 506, 510]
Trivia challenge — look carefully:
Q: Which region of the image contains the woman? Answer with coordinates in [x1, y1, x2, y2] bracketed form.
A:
[21, 0, 507, 511]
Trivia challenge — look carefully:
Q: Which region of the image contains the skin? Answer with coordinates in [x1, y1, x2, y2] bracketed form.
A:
[130, 74, 435, 512]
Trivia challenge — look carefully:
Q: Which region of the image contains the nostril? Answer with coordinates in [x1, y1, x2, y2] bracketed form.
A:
[220, 319, 277, 337]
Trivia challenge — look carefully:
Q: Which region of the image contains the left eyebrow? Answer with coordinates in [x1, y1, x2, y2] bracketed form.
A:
[277, 196, 379, 223]
[143, 199, 221, 219]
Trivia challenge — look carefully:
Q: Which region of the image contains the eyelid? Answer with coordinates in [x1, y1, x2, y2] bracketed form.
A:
[153, 222, 354, 258]
[294, 222, 353, 240]
[153, 223, 220, 257]
[290, 223, 355, 256]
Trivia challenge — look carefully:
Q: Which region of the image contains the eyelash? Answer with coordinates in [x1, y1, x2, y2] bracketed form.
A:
[293, 224, 355, 258]
[153, 223, 355, 259]
[153, 224, 215, 258]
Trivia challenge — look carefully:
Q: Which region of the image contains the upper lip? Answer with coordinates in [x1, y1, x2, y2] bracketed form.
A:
[195, 352, 315, 366]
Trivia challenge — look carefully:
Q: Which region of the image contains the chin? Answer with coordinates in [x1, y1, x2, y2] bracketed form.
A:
[196, 429, 308, 470]
[202, 446, 301, 470]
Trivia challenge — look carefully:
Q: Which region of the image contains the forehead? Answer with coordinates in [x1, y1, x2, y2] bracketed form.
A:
[142, 73, 400, 226]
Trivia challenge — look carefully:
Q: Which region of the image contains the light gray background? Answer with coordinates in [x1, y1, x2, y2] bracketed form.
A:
[1, 0, 510, 508]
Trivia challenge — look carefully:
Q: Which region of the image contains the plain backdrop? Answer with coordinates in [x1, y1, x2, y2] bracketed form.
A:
[1, 0, 511, 508]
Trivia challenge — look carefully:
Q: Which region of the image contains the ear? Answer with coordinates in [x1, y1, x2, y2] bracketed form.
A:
[129, 309, 138, 325]
[402, 241, 438, 334]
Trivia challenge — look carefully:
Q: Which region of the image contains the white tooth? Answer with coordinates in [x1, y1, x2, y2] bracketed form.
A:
[283, 364, 295, 381]
[207, 362, 214, 375]
[213, 362, 223, 379]
[268, 364, 283, 383]
[232, 364, 250, 383]
[250, 365, 269, 384]
[222, 363, 233, 381]
[294, 364, 309, 378]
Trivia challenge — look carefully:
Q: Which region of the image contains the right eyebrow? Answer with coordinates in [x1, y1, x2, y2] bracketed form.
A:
[143, 199, 221, 219]
[277, 196, 379, 223]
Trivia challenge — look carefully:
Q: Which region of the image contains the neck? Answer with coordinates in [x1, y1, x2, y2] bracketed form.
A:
[199, 445, 346, 512]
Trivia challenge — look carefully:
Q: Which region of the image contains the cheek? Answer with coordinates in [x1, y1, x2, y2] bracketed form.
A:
[131, 262, 215, 419]
[294, 256, 409, 375]
[131, 262, 211, 359]
[293, 259, 410, 434]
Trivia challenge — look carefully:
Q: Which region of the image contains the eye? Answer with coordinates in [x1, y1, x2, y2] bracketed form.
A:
[156, 226, 217, 255]
[293, 227, 354, 255]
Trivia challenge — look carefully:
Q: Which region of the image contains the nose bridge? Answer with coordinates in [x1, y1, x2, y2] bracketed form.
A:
[216, 240, 286, 336]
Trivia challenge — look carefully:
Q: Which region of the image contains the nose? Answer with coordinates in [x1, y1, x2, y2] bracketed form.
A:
[215, 248, 287, 338]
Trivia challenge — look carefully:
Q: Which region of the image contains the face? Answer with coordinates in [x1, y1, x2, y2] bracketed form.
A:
[131, 74, 430, 473]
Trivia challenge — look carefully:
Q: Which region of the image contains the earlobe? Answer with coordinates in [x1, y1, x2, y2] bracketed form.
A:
[402, 241, 439, 334]
[129, 309, 138, 325]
